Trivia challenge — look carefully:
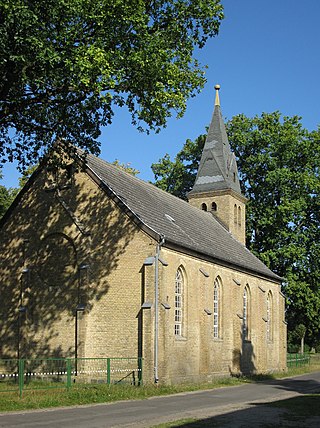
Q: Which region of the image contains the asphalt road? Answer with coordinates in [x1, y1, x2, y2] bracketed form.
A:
[1, 372, 320, 428]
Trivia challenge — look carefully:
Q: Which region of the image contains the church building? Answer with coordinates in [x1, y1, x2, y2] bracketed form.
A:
[0, 86, 287, 384]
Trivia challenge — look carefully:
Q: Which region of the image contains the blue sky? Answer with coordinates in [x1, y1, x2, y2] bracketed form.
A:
[2, 0, 320, 187]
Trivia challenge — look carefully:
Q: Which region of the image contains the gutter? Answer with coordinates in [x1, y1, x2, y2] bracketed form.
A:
[154, 235, 165, 384]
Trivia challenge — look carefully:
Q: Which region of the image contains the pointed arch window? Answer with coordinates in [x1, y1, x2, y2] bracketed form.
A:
[213, 278, 221, 339]
[211, 202, 217, 212]
[175, 268, 184, 336]
[234, 204, 237, 224]
[238, 206, 242, 226]
[201, 203, 207, 211]
[243, 286, 250, 340]
[267, 292, 273, 341]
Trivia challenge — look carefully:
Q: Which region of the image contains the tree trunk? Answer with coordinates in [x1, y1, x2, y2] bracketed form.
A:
[300, 335, 305, 354]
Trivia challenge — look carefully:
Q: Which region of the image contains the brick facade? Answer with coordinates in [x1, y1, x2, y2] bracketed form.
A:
[0, 163, 287, 384]
[188, 189, 247, 245]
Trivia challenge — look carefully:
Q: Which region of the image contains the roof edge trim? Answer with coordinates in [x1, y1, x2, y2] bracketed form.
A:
[162, 239, 282, 284]
[188, 188, 248, 203]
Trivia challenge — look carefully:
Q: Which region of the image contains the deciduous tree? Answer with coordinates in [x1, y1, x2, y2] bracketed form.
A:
[0, 0, 224, 168]
[152, 112, 320, 347]
[0, 171, 17, 218]
[151, 134, 205, 198]
[227, 113, 320, 347]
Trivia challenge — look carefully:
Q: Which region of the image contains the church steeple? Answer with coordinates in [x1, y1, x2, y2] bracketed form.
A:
[189, 84, 241, 197]
[188, 85, 247, 245]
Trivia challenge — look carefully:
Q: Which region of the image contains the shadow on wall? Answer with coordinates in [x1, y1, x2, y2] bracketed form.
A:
[0, 161, 138, 359]
[231, 335, 256, 376]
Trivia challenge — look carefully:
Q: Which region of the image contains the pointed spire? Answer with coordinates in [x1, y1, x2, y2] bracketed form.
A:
[188, 85, 242, 197]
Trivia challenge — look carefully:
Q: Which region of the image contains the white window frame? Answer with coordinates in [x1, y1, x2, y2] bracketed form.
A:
[267, 292, 272, 342]
[174, 269, 183, 336]
[213, 279, 219, 339]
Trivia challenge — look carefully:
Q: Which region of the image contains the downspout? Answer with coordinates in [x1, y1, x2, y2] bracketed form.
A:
[154, 235, 165, 384]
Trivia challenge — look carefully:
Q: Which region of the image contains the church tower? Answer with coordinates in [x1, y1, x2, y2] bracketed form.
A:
[188, 85, 247, 245]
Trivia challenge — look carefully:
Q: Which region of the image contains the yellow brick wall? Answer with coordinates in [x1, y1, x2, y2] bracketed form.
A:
[0, 167, 154, 370]
[0, 165, 286, 384]
[188, 191, 246, 245]
[154, 248, 287, 383]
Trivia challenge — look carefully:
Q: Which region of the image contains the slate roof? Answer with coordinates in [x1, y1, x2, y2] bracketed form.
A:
[84, 152, 281, 283]
[188, 89, 242, 196]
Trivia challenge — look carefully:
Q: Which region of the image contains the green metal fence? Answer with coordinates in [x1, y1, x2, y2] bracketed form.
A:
[0, 357, 143, 397]
[287, 353, 310, 368]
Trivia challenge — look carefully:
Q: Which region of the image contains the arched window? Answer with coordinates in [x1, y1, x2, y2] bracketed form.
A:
[267, 292, 273, 341]
[234, 204, 237, 224]
[243, 286, 250, 340]
[213, 278, 220, 338]
[211, 202, 217, 212]
[238, 206, 242, 226]
[201, 203, 207, 211]
[175, 268, 184, 336]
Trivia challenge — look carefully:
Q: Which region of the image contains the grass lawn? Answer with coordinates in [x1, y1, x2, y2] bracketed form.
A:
[0, 360, 319, 413]
[0, 377, 242, 412]
[270, 394, 320, 416]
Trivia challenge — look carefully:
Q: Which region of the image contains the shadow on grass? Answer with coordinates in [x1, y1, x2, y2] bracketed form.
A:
[245, 370, 320, 396]
[155, 395, 320, 428]
[153, 373, 320, 428]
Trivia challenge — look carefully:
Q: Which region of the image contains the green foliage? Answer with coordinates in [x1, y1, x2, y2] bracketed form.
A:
[0, 171, 17, 219]
[294, 324, 307, 340]
[0, 164, 39, 219]
[152, 112, 320, 346]
[0, 184, 13, 218]
[227, 113, 320, 346]
[151, 134, 205, 199]
[112, 160, 140, 176]
[17, 164, 38, 188]
[288, 324, 307, 353]
[0, 0, 224, 169]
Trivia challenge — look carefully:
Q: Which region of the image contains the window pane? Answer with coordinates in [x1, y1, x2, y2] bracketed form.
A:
[243, 288, 248, 340]
[267, 293, 272, 341]
[213, 280, 219, 338]
[175, 269, 183, 336]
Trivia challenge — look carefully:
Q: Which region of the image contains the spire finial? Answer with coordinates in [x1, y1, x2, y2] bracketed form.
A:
[214, 84, 221, 106]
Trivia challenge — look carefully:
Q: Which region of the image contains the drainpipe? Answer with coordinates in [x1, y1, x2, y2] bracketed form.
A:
[154, 235, 165, 384]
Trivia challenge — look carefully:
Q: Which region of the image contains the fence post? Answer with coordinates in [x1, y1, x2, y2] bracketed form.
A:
[18, 359, 24, 398]
[66, 358, 72, 390]
[107, 358, 111, 384]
